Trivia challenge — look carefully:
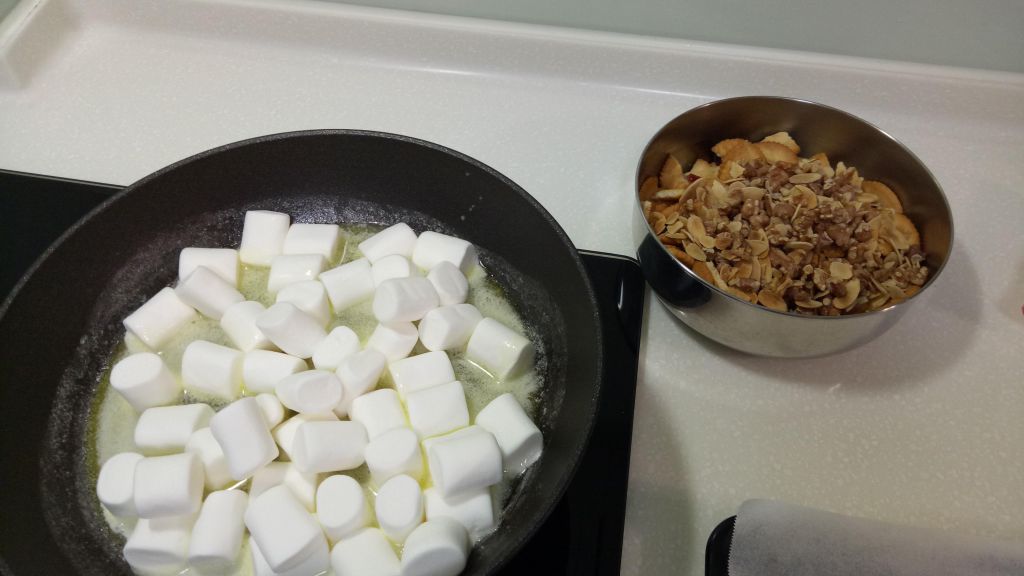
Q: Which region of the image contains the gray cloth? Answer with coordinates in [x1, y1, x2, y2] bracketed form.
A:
[729, 499, 1024, 576]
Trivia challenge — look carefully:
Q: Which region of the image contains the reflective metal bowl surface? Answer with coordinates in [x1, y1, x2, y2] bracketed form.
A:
[634, 96, 953, 357]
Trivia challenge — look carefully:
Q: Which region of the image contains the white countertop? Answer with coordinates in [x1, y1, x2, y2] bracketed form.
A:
[2, 1, 1023, 574]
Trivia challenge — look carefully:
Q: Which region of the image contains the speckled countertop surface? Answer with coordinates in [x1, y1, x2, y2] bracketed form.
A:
[1, 1, 1023, 574]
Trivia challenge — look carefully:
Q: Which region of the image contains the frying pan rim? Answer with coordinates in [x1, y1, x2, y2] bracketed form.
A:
[0, 129, 605, 574]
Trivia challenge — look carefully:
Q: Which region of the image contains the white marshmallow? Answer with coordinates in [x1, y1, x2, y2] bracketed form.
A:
[176, 266, 244, 320]
[240, 210, 290, 266]
[179, 247, 239, 286]
[366, 322, 418, 363]
[358, 222, 417, 263]
[400, 517, 470, 576]
[272, 412, 338, 461]
[249, 461, 289, 499]
[412, 231, 478, 274]
[312, 326, 360, 370]
[425, 426, 502, 499]
[210, 397, 279, 480]
[372, 254, 417, 286]
[245, 484, 328, 573]
[181, 340, 243, 401]
[123, 287, 197, 349]
[251, 534, 330, 576]
[256, 302, 327, 359]
[316, 474, 370, 543]
[134, 453, 205, 518]
[220, 300, 275, 352]
[291, 420, 368, 473]
[465, 317, 535, 380]
[123, 513, 195, 575]
[134, 403, 214, 455]
[349, 389, 407, 440]
[421, 426, 482, 456]
[406, 381, 469, 440]
[250, 462, 320, 511]
[330, 528, 401, 576]
[334, 349, 387, 417]
[426, 261, 469, 307]
[417, 304, 483, 352]
[365, 427, 423, 487]
[389, 351, 455, 399]
[281, 465, 320, 512]
[375, 474, 423, 544]
[475, 393, 543, 473]
[255, 392, 285, 428]
[109, 352, 181, 412]
[319, 257, 376, 312]
[187, 490, 248, 571]
[372, 277, 439, 323]
[276, 280, 331, 327]
[96, 451, 144, 517]
[275, 370, 343, 414]
[242, 349, 307, 394]
[283, 223, 341, 260]
[185, 427, 233, 491]
[424, 487, 496, 543]
[268, 254, 327, 294]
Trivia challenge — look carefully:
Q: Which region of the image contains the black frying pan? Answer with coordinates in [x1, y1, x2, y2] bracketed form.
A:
[0, 131, 603, 574]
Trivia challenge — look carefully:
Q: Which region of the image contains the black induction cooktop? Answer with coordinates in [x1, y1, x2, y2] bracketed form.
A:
[0, 168, 645, 575]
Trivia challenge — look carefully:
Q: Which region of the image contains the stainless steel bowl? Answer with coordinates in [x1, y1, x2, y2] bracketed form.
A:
[633, 96, 953, 357]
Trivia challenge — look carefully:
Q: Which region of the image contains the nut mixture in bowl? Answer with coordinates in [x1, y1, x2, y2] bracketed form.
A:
[641, 132, 928, 316]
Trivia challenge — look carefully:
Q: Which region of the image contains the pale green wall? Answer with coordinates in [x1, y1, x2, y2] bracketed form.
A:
[2, 0, 1021, 73]
[0, 0, 17, 22]
[327, 0, 1024, 74]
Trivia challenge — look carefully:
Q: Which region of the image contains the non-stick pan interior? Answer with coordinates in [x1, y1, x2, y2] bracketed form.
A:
[0, 131, 602, 574]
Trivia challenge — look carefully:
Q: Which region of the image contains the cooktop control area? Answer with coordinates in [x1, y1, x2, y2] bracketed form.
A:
[0, 169, 645, 575]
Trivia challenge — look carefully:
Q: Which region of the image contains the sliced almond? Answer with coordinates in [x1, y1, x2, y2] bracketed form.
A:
[686, 215, 707, 239]
[795, 299, 823, 309]
[789, 172, 823, 184]
[665, 244, 694, 266]
[791, 185, 818, 208]
[757, 290, 788, 311]
[648, 211, 667, 235]
[660, 155, 687, 189]
[785, 240, 815, 251]
[741, 186, 766, 201]
[684, 241, 707, 262]
[869, 294, 891, 310]
[759, 131, 800, 154]
[727, 286, 757, 303]
[747, 239, 769, 256]
[833, 278, 861, 310]
[829, 261, 853, 280]
[654, 188, 685, 200]
[692, 261, 715, 284]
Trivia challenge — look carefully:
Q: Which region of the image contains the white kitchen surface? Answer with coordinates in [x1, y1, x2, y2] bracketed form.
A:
[2, 1, 1023, 574]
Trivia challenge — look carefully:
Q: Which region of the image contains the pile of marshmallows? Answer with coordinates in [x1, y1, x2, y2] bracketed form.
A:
[96, 212, 544, 576]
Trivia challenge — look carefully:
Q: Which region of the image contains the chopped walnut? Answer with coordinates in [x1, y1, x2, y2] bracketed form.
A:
[641, 132, 929, 315]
